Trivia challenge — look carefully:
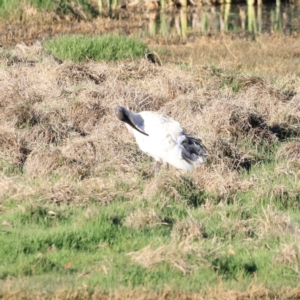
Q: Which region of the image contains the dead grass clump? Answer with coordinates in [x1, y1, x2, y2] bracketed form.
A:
[159, 95, 205, 124]
[270, 120, 300, 140]
[23, 149, 66, 177]
[276, 142, 300, 167]
[215, 218, 250, 241]
[33, 177, 117, 206]
[0, 127, 29, 166]
[205, 101, 277, 144]
[207, 138, 255, 171]
[117, 62, 199, 112]
[127, 241, 202, 275]
[23, 148, 91, 178]
[254, 206, 300, 239]
[116, 59, 160, 81]
[144, 166, 252, 205]
[67, 100, 106, 135]
[7, 42, 45, 61]
[275, 244, 300, 267]
[123, 89, 168, 113]
[237, 75, 267, 90]
[77, 177, 136, 205]
[171, 219, 207, 241]
[25, 122, 70, 147]
[6, 55, 37, 67]
[56, 62, 107, 85]
[163, 71, 198, 99]
[142, 173, 205, 203]
[0, 175, 20, 202]
[61, 138, 102, 165]
[228, 106, 275, 143]
[216, 205, 300, 242]
[123, 208, 163, 229]
[267, 184, 298, 207]
[142, 174, 181, 200]
[0, 66, 60, 132]
[237, 75, 291, 101]
[78, 177, 115, 204]
[44, 182, 76, 204]
[20, 105, 72, 146]
[192, 165, 246, 200]
[0, 97, 41, 128]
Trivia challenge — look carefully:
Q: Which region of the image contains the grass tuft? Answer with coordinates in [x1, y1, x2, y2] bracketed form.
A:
[44, 35, 148, 62]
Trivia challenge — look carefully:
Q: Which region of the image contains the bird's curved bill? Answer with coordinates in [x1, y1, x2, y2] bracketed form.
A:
[126, 115, 149, 136]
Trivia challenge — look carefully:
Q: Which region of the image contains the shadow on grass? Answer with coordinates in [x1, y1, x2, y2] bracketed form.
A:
[212, 255, 258, 280]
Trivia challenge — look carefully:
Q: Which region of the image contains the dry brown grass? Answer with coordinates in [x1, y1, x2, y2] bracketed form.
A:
[276, 243, 300, 267]
[253, 206, 300, 239]
[207, 138, 256, 170]
[156, 35, 300, 77]
[123, 208, 164, 229]
[0, 126, 28, 166]
[127, 241, 205, 275]
[1, 286, 300, 300]
[171, 218, 207, 241]
[276, 142, 300, 167]
[142, 173, 182, 199]
[0, 37, 299, 204]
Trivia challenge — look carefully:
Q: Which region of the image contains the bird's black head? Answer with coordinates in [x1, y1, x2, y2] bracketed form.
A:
[114, 106, 149, 136]
[115, 106, 127, 122]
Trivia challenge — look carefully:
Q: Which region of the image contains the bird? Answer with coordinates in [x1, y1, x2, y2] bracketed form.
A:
[115, 106, 207, 172]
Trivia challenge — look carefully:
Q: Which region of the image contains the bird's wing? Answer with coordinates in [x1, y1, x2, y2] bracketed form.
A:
[138, 111, 183, 138]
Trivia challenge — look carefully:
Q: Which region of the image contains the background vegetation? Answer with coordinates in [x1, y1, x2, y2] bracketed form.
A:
[0, 33, 300, 299]
[0, 0, 98, 20]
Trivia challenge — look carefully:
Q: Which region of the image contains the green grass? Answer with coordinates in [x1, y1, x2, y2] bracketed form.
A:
[44, 35, 148, 62]
[0, 132, 299, 296]
[1, 151, 300, 293]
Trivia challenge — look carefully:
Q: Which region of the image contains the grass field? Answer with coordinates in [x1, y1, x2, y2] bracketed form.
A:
[0, 35, 300, 299]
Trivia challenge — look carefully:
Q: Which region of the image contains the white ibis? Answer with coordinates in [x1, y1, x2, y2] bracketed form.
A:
[115, 106, 207, 172]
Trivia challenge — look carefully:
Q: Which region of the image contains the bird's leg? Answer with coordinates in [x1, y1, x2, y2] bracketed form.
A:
[163, 162, 169, 170]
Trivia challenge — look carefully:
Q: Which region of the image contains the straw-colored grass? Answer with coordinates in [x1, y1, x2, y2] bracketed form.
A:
[0, 36, 300, 298]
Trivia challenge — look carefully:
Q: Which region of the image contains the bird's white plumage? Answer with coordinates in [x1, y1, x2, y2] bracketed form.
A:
[124, 111, 206, 172]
